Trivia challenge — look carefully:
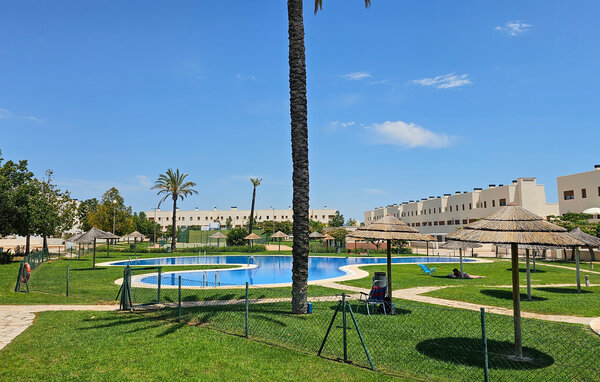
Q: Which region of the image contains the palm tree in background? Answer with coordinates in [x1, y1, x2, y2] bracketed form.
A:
[287, 0, 371, 314]
[152, 169, 197, 251]
[248, 178, 262, 234]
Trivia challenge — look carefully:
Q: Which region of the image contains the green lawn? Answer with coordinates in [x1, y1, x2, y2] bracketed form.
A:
[424, 285, 600, 317]
[341, 259, 600, 290]
[0, 310, 407, 382]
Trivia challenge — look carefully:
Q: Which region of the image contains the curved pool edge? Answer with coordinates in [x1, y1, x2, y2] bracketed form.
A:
[114, 256, 491, 289]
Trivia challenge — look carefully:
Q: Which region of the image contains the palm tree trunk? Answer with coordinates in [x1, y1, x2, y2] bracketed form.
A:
[171, 198, 177, 251]
[288, 0, 309, 314]
[249, 186, 256, 234]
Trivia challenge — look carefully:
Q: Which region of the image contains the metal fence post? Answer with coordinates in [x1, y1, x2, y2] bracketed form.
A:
[178, 275, 182, 322]
[245, 282, 249, 338]
[342, 292, 348, 363]
[157, 267, 162, 304]
[66, 265, 70, 297]
[480, 307, 490, 382]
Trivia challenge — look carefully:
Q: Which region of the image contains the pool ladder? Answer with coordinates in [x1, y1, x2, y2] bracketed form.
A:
[248, 256, 259, 267]
[128, 256, 140, 266]
[201, 271, 220, 287]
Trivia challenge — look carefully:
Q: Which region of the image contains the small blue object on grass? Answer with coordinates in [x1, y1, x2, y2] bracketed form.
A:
[307, 302, 313, 313]
[417, 264, 437, 276]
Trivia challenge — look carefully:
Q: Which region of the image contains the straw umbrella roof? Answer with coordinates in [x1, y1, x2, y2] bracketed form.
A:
[270, 231, 287, 239]
[323, 233, 335, 241]
[568, 227, 600, 248]
[66, 232, 85, 242]
[210, 232, 228, 239]
[439, 241, 481, 249]
[123, 231, 146, 240]
[446, 205, 584, 247]
[309, 231, 326, 239]
[74, 227, 120, 243]
[244, 233, 262, 240]
[348, 215, 435, 241]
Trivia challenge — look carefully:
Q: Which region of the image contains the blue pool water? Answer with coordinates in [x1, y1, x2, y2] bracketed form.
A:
[110, 255, 473, 287]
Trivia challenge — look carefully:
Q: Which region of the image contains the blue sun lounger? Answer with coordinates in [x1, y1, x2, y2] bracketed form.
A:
[417, 264, 437, 276]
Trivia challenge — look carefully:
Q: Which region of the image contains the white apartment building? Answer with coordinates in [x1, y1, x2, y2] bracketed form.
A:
[364, 177, 559, 240]
[557, 165, 600, 218]
[146, 206, 338, 231]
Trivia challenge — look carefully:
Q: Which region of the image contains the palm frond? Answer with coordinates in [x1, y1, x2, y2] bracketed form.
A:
[314, 0, 371, 14]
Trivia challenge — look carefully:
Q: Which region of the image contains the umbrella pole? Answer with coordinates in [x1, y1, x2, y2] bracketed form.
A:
[217, 238, 220, 254]
[278, 238, 281, 254]
[526, 249, 531, 301]
[576, 246, 581, 293]
[426, 241, 429, 256]
[386, 239, 392, 302]
[459, 248, 463, 278]
[510, 243, 523, 358]
[92, 238, 97, 270]
[106, 239, 109, 258]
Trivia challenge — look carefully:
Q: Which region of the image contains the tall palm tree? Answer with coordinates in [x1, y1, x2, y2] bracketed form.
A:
[152, 169, 197, 251]
[248, 178, 262, 233]
[287, 0, 371, 314]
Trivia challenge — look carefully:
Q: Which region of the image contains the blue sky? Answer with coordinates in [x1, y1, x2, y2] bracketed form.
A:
[1, 1, 599, 221]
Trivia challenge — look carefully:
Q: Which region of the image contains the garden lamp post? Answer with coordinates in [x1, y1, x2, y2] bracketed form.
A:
[153, 200, 163, 246]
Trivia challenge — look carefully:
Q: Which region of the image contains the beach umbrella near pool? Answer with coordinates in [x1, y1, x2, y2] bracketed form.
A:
[270, 231, 287, 254]
[322, 233, 335, 249]
[568, 228, 600, 292]
[348, 215, 434, 304]
[309, 231, 325, 255]
[74, 227, 121, 270]
[244, 232, 262, 250]
[446, 203, 584, 358]
[439, 241, 481, 279]
[210, 232, 227, 253]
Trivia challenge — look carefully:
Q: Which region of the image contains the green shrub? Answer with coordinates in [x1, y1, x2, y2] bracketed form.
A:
[226, 227, 249, 246]
[0, 249, 13, 264]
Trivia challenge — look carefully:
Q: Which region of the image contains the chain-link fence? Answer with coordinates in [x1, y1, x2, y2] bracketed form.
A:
[14, 249, 66, 293]
[118, 272, 600, 381]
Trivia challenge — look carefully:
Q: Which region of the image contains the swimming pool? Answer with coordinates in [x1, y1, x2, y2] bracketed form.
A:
[105, 255, 475, 288]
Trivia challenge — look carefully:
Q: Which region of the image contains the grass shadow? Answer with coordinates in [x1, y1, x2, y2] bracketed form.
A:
[535, 287, 593, 294]
[506, 268, 547, 274]
[480, 289, 548, 301]
[416, 337, 554, 370]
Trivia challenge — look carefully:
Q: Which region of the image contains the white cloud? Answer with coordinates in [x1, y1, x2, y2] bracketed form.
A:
[330, 120, 355, 129]
[412, 73, 472, 89]
[366, 121, 454, 148]
[495, 21, 532, 36]
[0, 108, 11, 118]
[25, 116, 44, 123]
[367, 79, 389, 85]
[342, 72, 372, 80]
[136, 175, 152, 187]
[362, 188, 386, 195]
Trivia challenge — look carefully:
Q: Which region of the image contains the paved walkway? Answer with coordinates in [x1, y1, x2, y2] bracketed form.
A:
[0, 305, 118, 351]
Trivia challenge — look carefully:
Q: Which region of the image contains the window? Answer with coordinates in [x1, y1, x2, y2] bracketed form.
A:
[429, 209, 431, 214]
[492, 200, 496, 207]
[439, 221, 445, 226]
[462, 204, 465, 210]
[434, 221, 438, 226]
[564, 190, 574, 200]
[484, 201, 487, 208]
[499, 199, 506, 206]
[189, 217, 193, 221]
[582, 188, 587, 198]
[598, 187, 600, 197]
[455, 220, 460, 225]
[447, 220, 453, 225]
[266, 216, 269, 220]
[236, 216, 239, 220]
[450, 206, 453, 212]
[462, 219, 467, 224]
[469, 203, 472, 210]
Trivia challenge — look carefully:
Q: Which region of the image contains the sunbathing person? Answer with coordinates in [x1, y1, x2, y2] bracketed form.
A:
[447, 268, 484, 279]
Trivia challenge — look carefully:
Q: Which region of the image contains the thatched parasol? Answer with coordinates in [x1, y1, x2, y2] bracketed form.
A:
[210, 232, 227, 253]
[446, 204, 584, 358]
[74, 228, 120, 269]
[439, 241, 482, 278]
[349, 215, 434, 304]
[123, 231, 146, 242]
[309, 231, 326, 255]
[244, 232, 261, 250]
[323, 233, 335, 241]
[270, 231, 287, 254]
[568, 228, 600, 292]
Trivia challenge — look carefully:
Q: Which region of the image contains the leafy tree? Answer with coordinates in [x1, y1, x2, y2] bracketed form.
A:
[328, 211, 345, 227]
[133, 211, 160, 238]
[346, 218, 357, 227]
[77, 198, 98, 231]
[289, 0, 371, 313]
[0, 151, 34, 238]
[326, 227, 348, 249]
[248, 178, 262, 233]
[309, 219, 325, 233]
[152, 169, 197, 251]
[226, 227, 249, 246]
[87, 188, 134, 235]
[549, 213, 598, 236]
[225, 216, 232, 230]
